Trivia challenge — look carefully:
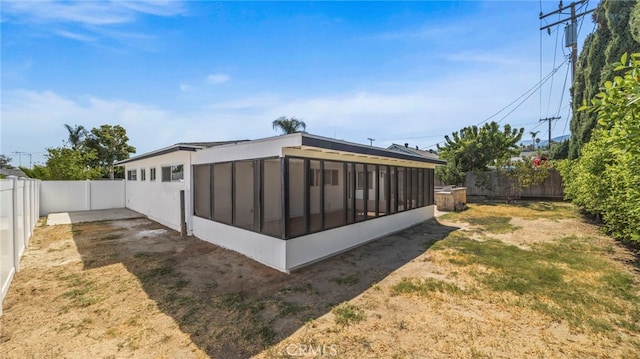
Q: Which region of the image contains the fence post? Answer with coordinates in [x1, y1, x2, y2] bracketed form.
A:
[8, 176, 20, 273]
[22, 178, 29, 246]
[32, 180, 36, 228]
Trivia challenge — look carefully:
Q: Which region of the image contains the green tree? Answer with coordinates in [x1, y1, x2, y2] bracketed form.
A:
[631, 0, 640, 43]
[272, 116, 307, 134]
[19, 165, 51, 180]
[436, 122, 523, 187]
[84, 124, 136, 179]
[435, 162, 466, 187]
[549, 139, 570, 160]
[44, 147, 102, 180]
[500, 156, 552, 202]
[560, 53, 640, 243]
[529, 131, 540, 149]
[569, 0, 640, 158]
[0, 154, 14, 169]
[64, 124, 87, 150]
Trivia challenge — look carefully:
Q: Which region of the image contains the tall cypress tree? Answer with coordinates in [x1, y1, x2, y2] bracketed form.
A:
[631, 1, 640, 43]
[569, 0, 640, 159]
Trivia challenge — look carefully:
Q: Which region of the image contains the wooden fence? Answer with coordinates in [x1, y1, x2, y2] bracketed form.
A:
[465, 169, 565, 200]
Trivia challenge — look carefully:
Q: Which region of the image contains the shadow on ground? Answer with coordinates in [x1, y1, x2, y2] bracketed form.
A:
[70, 217, 458, 358]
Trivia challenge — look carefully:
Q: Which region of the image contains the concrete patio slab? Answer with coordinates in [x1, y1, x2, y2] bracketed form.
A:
[47, 208, 144, 226]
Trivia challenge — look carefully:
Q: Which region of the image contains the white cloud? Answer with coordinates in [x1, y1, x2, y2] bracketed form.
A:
[0, 89, 255, 164]
[202, 66, 546, 148]
[2, 0, 184, 45]
[2, 0, 184, 26]
[1, 60, 555, 167]
[444, 51, 523, 66]
[53, 30, 96, 42]
[179, 84, 193, 92]
[207, 73, 230, 84]
[370, 21, 473, 42]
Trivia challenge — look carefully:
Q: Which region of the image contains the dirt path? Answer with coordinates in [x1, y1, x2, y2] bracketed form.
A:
[1, 202, 638, 358]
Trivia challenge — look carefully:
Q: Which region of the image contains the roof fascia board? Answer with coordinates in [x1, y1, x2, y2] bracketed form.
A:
[301, 134, 445, 165]
[116, 145, 200, 165]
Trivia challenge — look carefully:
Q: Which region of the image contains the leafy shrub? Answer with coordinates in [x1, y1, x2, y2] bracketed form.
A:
[560, 53, 640, 243]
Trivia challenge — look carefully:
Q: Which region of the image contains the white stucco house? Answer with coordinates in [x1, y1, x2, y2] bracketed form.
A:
[116, 133, 445, 272]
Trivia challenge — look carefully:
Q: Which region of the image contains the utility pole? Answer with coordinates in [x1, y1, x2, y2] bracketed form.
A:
[540, 116, 561, 149]
[11, 151, 33, 168]
[540, 0, 595, 82]
[367, 137, 375, 146]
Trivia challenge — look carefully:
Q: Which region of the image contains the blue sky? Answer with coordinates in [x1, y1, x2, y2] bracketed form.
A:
[1, 1, 597, 167]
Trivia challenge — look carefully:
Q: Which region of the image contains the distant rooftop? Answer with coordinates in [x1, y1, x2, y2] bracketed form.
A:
[387, 143, 441, 161]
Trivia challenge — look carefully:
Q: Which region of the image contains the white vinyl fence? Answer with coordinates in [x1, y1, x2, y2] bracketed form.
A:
[1, 177, 40, 316]
[40, 180, 125, 216]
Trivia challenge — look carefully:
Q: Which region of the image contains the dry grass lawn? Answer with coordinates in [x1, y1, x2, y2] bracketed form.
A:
[1, 202, 639, 358]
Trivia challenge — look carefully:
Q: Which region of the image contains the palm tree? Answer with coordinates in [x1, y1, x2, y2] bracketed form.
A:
[529, 131, 540, 150]
[64, 124, 87, 150]
[272, 116, 307, 134]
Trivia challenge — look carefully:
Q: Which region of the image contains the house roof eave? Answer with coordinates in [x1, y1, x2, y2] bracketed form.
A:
[301, 134, 446, 165]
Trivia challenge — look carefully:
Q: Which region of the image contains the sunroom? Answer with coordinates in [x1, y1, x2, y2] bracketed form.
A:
[189, 133, 445, 272]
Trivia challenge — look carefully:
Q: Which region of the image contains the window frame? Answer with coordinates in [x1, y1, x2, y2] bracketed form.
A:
[161, 164, 184, 183]
[191, 155, 437, 241]
[127, 169, 137, 181]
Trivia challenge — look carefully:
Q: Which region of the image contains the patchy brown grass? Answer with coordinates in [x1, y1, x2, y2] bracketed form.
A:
[1, 202, 638, 359]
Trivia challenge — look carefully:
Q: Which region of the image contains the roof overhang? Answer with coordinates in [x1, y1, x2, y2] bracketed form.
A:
[297, 134, 446, 166]
[115, 144, 201, 166]
[115, 133, 446, 167]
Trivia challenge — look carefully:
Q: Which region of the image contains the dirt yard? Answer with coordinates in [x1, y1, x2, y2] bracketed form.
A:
[1, 202, 639, 358]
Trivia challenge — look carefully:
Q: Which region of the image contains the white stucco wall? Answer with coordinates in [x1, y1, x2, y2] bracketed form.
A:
[90, 181, 126, 210]
[122, 151, 193, 232]
[40, 180, 125, 216]
[40, 181, 88, 215]
[193, 134, 301, 165]
[192, 216, 287, 271]
[285, 205, 434, 270]
[193, 204, 434, 272]
[120, 134, 438, 272]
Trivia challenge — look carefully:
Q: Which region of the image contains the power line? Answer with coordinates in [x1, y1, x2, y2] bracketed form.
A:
[496, 59, 569, 125]
[11, 151, 33, 168]
[540, 116, 561, 149]
[555, 61, 571, 117]
[377, 134, 445, 142]
[540, 0, 596, 82]
[422, 59, 570, 150]
[538, 0, 597, 146]
[545, 12, 561, 117]
[563, 103, 573, 134]
[476, 58, 568, 127]
[553, 103, 571, 132]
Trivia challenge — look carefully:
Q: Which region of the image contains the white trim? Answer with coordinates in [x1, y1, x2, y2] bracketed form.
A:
[285, 206, 434, 270]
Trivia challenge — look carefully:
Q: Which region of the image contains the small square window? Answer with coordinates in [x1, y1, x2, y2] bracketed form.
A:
[162, 164, 184, 182]
[323, 169, 339, 186]
[309, 168, 319, 186]
[127, 169, 137, 181]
